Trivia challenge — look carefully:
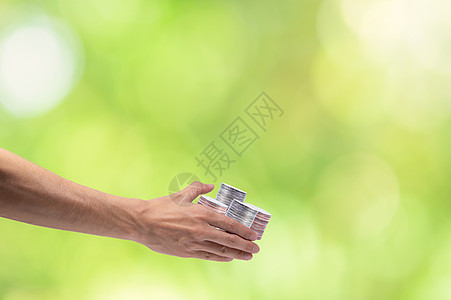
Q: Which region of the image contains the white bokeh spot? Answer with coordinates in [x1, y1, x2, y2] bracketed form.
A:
[0, 14, 83, 117]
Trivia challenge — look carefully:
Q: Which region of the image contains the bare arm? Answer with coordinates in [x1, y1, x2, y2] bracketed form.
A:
[0, 148, 259, 262]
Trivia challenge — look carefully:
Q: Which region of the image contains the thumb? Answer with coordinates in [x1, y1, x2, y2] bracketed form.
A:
[178, 181, 214, 204]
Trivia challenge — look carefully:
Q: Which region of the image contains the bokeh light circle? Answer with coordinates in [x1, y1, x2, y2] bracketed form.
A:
[406, 0, 451, 74]
[0, 12, 83, 117]
[315, 153, 400, 240]
[341, 0, 451, 74]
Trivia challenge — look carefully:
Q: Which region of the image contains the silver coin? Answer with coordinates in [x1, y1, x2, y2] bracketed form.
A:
[225, 200, 257, 228]
[198, 195, 228, 214]
[215, 182, 247, 207]
[212, 182, 271, 238]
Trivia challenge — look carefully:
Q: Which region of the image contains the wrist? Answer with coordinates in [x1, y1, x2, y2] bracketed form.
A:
[120, 197, 149, 243]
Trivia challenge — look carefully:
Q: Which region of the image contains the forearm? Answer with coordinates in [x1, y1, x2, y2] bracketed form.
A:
[0, 148, 143, 241]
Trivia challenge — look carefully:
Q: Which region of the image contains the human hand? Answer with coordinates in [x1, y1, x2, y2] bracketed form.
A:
[133, 181, 260, 262]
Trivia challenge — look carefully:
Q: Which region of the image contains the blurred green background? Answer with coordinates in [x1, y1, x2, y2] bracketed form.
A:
[1, 0, 451, 299]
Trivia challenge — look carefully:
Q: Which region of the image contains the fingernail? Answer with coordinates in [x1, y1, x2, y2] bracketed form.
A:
[252, 245, 260, 253]
[244, 253, 252, 260]
[207, 184, 214, 189]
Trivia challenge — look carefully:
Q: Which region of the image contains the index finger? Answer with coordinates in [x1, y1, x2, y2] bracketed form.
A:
[204, 210, 257, 241]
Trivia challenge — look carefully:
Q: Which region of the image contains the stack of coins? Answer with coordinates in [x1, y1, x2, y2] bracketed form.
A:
[197, 195, 228, 214]
[246, 203, 272, 240]
[215, 183, 247, 207]
[196, 182, 271, 239]
[225, 200, 258, 228]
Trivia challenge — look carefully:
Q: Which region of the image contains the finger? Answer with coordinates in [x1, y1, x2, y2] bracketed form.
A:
[203, 227, 259, 254]
[204, 210, 257, 241]
[191, 251, 233, 262]
[178, 181, 214, 203]
[194, 241, 253, 260]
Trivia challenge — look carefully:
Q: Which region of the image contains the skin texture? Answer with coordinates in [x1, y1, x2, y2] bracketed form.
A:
[0, 148, 259, 262]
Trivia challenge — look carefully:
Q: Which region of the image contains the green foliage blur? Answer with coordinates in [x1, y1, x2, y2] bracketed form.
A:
[1, 0, 451, 299]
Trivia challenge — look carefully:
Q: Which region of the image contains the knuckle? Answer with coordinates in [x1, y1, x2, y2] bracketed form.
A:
[228, 234, 238, 245]
[198, 209, 212, 222]
[190, 181, 202, 191]
[186, 227, 200, 240]
[169, 192, 183, 204]
[196, 228, 208, 239]
[190, 240, 201, 251]
[191, 224, 203, 236]
[227, 219, 238, 232]
[181, 238, 195, 250]
[192, 206, 205, 219]
[194, 222, 211, 240]
[219, 245, 227, 254]
[194, 206, 213, 222]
